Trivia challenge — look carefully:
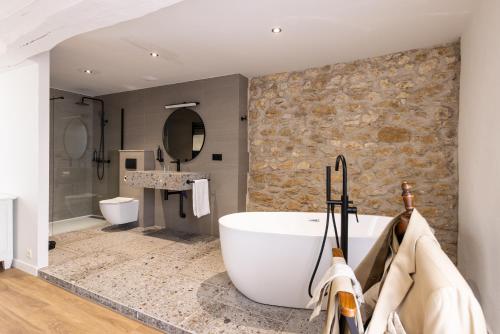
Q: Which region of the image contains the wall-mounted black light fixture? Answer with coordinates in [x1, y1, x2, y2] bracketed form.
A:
[164, 102, 199, 110]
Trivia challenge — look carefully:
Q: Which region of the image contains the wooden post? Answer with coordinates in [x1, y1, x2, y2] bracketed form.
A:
[396, 182, 414, 241]
[332, 248, 357, 318]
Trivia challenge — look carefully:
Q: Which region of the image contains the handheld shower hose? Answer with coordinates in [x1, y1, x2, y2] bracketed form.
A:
[307, 166, 340, 298]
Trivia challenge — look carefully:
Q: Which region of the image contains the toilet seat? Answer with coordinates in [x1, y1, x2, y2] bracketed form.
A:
[99, 197, 139, 225]
[100, 197, 135, 204]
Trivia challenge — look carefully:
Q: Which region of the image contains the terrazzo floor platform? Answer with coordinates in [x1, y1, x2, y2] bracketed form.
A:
[39, 224, 325, 333]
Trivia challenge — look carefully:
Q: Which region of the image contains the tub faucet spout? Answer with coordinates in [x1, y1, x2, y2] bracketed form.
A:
[335, 155, 348, 199]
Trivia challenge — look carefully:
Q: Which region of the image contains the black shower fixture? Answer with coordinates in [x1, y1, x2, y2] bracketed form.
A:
[75, 96, 109, 180]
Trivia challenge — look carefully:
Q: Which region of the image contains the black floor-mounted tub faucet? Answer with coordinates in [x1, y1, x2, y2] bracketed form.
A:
[308, 154, 359, 298]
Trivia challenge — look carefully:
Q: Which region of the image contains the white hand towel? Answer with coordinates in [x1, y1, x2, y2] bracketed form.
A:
[308, 256, 365, 334]
[308, 257, 364, 320]
[192, 179, 210, 218]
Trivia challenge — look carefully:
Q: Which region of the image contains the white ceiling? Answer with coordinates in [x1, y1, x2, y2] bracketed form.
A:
[51, 0, 476, 96]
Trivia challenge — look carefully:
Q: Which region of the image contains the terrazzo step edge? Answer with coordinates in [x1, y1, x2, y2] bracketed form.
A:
[38, 270, 195, 334]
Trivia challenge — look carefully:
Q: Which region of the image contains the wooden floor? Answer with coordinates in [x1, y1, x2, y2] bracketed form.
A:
[0, 269, 162, 334]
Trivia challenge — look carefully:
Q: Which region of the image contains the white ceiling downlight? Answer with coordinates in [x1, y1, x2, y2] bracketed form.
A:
[150, 52, 160, 57]
[271, 27, 282, 33]
[83, 69, 93, 74]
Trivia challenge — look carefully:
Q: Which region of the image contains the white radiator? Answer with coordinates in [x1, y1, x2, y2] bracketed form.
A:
[0, 194, 15, 270]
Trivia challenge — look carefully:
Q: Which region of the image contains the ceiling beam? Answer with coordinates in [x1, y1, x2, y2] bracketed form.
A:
[0, 0, 184, 71]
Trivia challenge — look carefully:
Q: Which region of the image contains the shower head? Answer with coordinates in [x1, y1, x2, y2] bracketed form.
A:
[76, 96, 104, 107]
[75, 98, 89, 106]
[50, 96, 64, 101]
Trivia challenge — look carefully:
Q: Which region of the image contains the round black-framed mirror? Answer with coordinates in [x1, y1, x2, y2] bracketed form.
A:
[162, 108, 206, 162]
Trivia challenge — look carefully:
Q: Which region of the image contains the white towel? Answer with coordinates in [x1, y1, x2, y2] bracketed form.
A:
[192, 179, 210, 218]
[308, 257, 364, 320]
[308, 256, 365, 334]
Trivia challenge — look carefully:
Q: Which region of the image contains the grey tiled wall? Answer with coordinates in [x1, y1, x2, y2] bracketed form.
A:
[94, 74, 249, 235]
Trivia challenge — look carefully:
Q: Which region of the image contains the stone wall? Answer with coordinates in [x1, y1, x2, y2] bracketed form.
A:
[247, 42, 460, 259]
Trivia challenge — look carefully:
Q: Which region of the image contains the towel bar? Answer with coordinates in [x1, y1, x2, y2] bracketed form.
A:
[186, 179, 210, 184]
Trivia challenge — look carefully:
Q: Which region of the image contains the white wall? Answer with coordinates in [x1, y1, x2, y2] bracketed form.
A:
[458, 0, 500, 331]
[0, 52, 50, 274]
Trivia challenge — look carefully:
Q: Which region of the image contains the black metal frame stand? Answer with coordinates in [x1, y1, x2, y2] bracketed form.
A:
[163, 190, 186, 218]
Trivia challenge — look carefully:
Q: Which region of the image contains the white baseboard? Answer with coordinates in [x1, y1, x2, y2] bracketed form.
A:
[12, 258, 38, 276]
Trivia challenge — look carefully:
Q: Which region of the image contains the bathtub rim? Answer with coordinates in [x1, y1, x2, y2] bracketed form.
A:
[219, 211, 393, 238]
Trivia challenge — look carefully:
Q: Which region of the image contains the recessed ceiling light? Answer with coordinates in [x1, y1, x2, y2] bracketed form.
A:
[83, 69, 93, 74]
[150, 52, 160, 58]
[271, 27, 282, 33]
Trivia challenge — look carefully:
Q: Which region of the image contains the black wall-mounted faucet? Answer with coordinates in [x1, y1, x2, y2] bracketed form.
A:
[171, 159, 181, 172]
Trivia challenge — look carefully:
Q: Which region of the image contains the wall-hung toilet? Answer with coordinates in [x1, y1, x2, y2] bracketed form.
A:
[99, 197, 139, 225]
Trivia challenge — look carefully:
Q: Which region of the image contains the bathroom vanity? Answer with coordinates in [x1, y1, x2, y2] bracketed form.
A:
[121, 105, 210, 222]
[124, 170, 210, 191]
[0, 194, 15, 270]
[124, 170, 209, 219]
[119, 149, 210, 226]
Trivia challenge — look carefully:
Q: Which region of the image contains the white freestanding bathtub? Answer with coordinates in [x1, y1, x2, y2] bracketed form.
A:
[219, 212, 392, 309]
